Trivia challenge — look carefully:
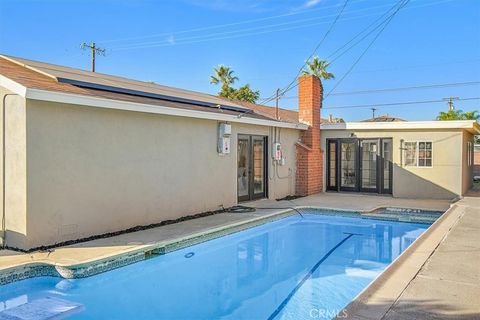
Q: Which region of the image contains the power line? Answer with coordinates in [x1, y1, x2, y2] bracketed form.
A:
[262, 81, 480, 99]
[259, 0, 453, 105]
[324, 0, 410, 98]
[259, 0, 351, 105]
[80, 42, 106, 72]
[263, 0, 404, 103]
[323, 97, 480, 110]
[99, 0, 368, 44]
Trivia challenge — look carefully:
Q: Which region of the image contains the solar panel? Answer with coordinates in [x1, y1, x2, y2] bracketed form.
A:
[5, 55, 252, 113]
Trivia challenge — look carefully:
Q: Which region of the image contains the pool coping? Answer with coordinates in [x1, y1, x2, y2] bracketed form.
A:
[335, 202, 463, 319]
[0, 205, 446, 286]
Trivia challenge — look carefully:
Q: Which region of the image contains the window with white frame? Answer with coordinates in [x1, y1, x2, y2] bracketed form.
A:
[467, 142, 473, 166]
[404, 141, 433, 167]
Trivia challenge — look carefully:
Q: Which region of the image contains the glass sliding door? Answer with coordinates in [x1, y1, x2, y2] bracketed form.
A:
[252, 137, 266, 199]
[327, 137, 393, 195]
[237, 136, 251, 202]
[237, 135, 267, 202]
[360, 139, 379, 192]
[340, 140, 358, 191]
[326, 140, 338, 191]
[381, 139, 393, 194]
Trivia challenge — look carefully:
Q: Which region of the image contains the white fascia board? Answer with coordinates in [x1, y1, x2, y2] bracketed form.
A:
[321, 121, 478, 131]
[0, 75, 27, 96]
[26, 88, 308, 130]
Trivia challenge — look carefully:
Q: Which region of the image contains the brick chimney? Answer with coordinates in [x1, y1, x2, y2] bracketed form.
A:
[296, 75, 323, 196]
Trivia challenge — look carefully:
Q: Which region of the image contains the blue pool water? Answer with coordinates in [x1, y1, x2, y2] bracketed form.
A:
[0, 212, 428, 319]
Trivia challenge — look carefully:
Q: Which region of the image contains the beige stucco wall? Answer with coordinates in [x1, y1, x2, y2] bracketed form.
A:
[0, 88, 28, 248]
[321, 129, 465, 200]
[17, 99, 299, 250]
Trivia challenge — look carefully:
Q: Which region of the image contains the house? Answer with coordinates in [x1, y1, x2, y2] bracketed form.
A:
[321, 120, 479, 199]
[0, 55, 321, 250]
[0, 54, 478, 250]
[362, 114, 406, 122]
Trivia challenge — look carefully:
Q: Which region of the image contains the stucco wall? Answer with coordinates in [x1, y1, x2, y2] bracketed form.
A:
[0, 88, 27, 248]
[20, 99, 299, 250]
[321, 129, 464, 199]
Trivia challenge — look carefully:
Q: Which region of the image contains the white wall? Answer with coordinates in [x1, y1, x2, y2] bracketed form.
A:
[18, 99, 299, 250]
[0, 88, 27, 249]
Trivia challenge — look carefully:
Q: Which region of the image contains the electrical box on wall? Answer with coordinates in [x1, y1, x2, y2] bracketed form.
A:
[218, 123, 232, 154]
[273, 143, 282, 161]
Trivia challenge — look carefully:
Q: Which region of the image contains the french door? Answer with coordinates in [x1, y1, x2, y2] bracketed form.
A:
[326, 138, 392, 194]
[237, 135, 267, 202]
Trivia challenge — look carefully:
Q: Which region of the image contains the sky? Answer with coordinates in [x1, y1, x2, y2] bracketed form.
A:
[0, 0, 479, 121]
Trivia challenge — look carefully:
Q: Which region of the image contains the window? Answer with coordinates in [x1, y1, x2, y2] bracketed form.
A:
[404, 142, 417, 166]
[418, 142, 432, 167]
[404, 141, 432, 167]
[468, 142, 473, 166]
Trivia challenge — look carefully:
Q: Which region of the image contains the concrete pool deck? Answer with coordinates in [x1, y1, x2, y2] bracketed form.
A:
[0, 193, 449, 273]
[341, 194, 480, 319]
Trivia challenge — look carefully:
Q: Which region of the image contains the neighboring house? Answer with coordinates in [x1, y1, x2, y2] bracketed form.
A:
[321, 121, 479, 199]
[0, 55, 321, 250]
[362, 115, 406, 122]
[0, 54, 478, 250]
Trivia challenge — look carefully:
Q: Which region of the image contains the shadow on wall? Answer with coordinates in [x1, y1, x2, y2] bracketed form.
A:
[338, 298, 479, 319]
[393, 164, 458, 200]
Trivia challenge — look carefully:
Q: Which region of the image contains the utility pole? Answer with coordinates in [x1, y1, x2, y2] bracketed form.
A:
[371, 107, 377, 119]
[275, 88, 281, 120]
[443, 96, 459, 111]
[80, 42, 106, 72]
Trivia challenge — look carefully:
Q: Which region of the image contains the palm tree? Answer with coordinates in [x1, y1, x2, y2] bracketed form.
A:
[210, 65, 238, 95]
[436, 109, 464, 120]
[462, 110, 479, 121]
[302, 57, 334, 80]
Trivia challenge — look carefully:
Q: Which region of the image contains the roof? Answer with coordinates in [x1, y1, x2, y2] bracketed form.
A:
[0, 55, 308, 130]
[321, 120, 480, 134]
[362, 115, 406, 122]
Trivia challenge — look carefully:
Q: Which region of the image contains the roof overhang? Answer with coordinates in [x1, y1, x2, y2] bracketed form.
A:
[0, 74, 306, 130]
[25, 88, 308, 130]
[321, 121, 480, 134]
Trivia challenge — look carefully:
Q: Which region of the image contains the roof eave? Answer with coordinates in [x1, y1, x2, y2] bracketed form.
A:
[25, 88, 308, 130]
[321, 120, 480, 132]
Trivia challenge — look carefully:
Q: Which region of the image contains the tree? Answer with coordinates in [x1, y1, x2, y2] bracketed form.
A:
[462, 110, 479, 121]
[436, 109, 464, 120]
[301, 57, 334, 80]
[436, 109, 480, 121]
[231, 84, 260, 103]
[210, 65, 260, 103]
[210, 65, 238, 97]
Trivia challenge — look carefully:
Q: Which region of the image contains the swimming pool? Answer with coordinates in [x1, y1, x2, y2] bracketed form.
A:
[0, 211, 429, 319]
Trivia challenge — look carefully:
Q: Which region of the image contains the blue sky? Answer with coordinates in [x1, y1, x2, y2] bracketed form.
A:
[0, 0, 479, 121]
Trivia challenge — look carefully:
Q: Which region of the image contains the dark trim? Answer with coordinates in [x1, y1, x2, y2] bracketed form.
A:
[359, 139, 380, 193]
[326, 139, 339, 191]
[339, 139, 359, 192]
[237, 134, 268, 202]
[380, 138, 393, 194]
[57, 78, 252, 114]
[326, 137, 393, 195]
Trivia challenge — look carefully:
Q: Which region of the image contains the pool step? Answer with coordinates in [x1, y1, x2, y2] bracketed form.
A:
[0, 297, 83, 320]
